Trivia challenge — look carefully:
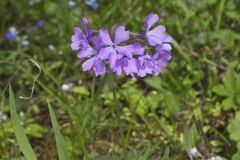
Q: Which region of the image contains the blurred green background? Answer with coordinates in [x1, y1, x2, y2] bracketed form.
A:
[0, 0, 240, 159]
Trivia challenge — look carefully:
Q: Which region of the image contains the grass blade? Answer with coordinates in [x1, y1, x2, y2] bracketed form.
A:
[9, 85, 37, 160]
[48, 103, 70, 160]
[162, 147, 170, 160]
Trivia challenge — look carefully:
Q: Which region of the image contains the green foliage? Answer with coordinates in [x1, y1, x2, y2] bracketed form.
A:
[213, 69, 240, 110]
[228, 112, 240, 159]
[9, 85, 37, 160]
[48, 103, 70, 160]
[183, 124, 199, 153]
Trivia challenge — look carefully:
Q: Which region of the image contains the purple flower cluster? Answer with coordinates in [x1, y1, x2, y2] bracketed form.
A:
[71, 13, 172, 77]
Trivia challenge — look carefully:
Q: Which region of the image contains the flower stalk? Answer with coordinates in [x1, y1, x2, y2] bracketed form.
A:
[111, 73, 127, 159]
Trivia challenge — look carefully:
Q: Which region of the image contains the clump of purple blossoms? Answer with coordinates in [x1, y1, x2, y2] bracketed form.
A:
[71, 13, 172, 77]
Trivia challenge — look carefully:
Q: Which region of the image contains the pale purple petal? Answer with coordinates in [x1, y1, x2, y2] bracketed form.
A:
[146, 25, 167, 46]
[115, 59, 123, 75]
[138, 69, 147, 77]
[109, 51, 118, 69]
[116, 44, 143, 58]
[145, 13, 159, 31]
[90, 36, 102, 50]
[123, 59, 130, 75]
[82, 18, 92, 36]
[157, 43, 172, 51]
[93, 59, 106, 76]
[77, 46, 94, 58]
[99, 29, 113, 46]
[131, 44, 145, 56]
[98, 47, 113, 60]
[82, 57, 96, 71]
[145, 61, 153, 74]
[114, 26, 130, 45]
[71, 42, 80, 50]
[116, 45, 133, 58]
[74, 27, 84, 36]
[128, 59, 138, 73]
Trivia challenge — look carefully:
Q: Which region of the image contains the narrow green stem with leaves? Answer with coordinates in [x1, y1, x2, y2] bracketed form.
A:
[111, 74, 127, 159]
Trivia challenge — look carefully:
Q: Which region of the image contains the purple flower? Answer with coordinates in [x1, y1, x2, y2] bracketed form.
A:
[137, 54, 154, 77]
[71, 18, 92, 51]
[98, 26, 142, 71]
[188, 0, 194, 4]
[136, 44, 172, 77]
[36, 20, 45, 29]
[151, 44, 172, 76]
[114, 45, 144, 76]
[145, 13, 172, 46]
[85, 0, 99, 11]
[81, 36, 106, 76]
[71, 13, 172, 77]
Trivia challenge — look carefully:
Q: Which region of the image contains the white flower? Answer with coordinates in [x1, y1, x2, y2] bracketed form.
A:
[68, 1, 76, 8]
[48, 44, 56, 51]
[19, 111, 24, 117]
[190, 147, 198, 157]
[2, 114, 8, 122]
[21, 40, 30, 47]
[211, 156, 222, 160]
[62, 83, 73, 92]
[9, 27, 18, 35]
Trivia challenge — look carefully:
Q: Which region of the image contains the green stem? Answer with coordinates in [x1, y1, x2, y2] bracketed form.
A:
[215, 0, 225, 31]
[112, 74, 127, 159]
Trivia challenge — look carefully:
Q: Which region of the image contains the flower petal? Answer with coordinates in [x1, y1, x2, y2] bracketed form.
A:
[90, 35, 102, 50]
[131, 43, 145, 56]
[116, 45, 133, 59]
[109, 50, 118, 69]
[128, 59, 138, 74]
[74, 27, 84, 36]
[93, 59, 106, 76]
[146, 25, 167, 46]
[82, 18, 92, 36]
[99, 29, 113, 46]
[114, 26, 130, 45]
[77, 46, 94, 58]
[145, 13, 159, 31]
[98, 47, 113, 60]
[82, 57, 96, 71]
[71, 42, 80, 50]
[115, 59, 123, 75]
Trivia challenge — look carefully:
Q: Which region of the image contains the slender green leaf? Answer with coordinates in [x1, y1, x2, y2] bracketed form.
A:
[162, 147, 170, 160]
[183, 124, 198, 152]
[9, 85, 37, 160]
[164, 92, 180, 115]
[48, 103, 70, 160]
[223, 69, 236, 93]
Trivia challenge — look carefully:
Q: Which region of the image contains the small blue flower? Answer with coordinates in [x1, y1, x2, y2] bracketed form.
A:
[5, 27, 18, 41]
[85, 0, 99, 11]
[68, 1, 76, 9]
[5, 32, 16, 41]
